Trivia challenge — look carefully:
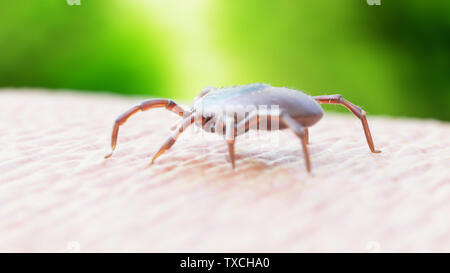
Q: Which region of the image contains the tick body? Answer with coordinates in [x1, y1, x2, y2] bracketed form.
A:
[105, 83, 381, 172]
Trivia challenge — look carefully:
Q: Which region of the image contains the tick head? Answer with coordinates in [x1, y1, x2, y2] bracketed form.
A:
[194, 86, 216, 101]
[192, 86, 216, 112]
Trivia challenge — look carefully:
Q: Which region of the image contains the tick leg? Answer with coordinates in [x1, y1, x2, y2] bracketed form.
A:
[280, 112, 311, 172]
[313, 95, 381, 153]
[105, 99, 190, 159]
[221, 111, 260, 169]
[235, 111, 260, 135]
[304, 127, 309, 144]
[233, 110, 311, 171]
[225, 116, 236, 169]
[150, 115, 196, 164]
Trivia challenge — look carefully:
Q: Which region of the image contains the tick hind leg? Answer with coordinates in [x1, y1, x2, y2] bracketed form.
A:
[313, 95, 381, 153]
[304, 127, 309, 144]
[226, 110, 311, 172]
[280, 112, 311, 172]
[105, 99, 189, 159]
[224, 111, 260, 169]
[150, 115, 196, 164]
[225, 116, 236, 169]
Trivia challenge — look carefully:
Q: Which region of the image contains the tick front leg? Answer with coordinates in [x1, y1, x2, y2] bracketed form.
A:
[105, 99, 190, 159]
[150, 115, 196, 165]
[280, 112, 311, 172]
[313, 95, 381, 153]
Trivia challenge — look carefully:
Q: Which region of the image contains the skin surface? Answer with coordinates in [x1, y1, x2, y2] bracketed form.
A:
[0, 89, 449, 252]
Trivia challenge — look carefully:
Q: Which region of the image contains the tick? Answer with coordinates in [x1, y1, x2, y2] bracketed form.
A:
[105, 83, 381, 172]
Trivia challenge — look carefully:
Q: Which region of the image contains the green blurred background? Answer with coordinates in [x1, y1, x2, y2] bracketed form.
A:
[1, 0, 449, 120]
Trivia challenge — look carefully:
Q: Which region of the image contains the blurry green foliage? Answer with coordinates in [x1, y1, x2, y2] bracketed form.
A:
[0, 0, 449, 120]
[0, 1, 170, 97]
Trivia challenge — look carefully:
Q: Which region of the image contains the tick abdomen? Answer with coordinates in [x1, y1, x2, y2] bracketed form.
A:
[197, 83, 324, 128]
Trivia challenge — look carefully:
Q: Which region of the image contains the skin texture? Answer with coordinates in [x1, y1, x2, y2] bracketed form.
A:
[0, 89, 449, 252]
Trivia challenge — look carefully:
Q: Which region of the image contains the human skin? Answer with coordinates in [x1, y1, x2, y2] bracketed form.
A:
[0, 89, 449, 252]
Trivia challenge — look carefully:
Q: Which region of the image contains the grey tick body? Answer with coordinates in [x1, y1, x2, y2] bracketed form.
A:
[105, 83, 381, 172]
[194, 83, 324, 134]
